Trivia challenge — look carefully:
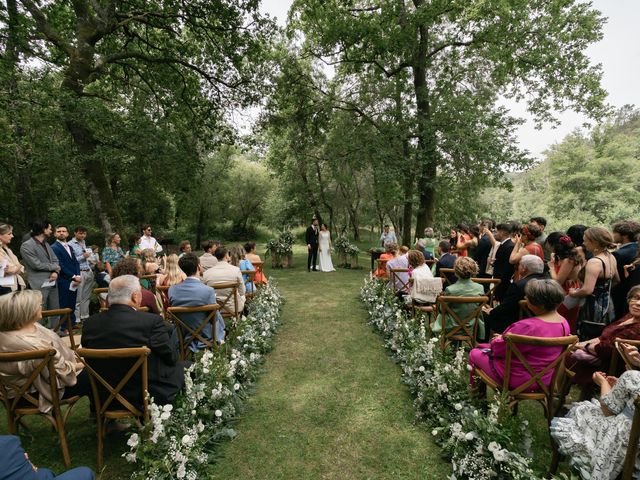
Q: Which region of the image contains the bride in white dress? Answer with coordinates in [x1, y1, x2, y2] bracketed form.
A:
[318, 223, 336, 272]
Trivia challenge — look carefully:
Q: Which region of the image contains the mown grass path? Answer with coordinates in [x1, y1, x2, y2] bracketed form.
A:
[210, 251, 450, 479]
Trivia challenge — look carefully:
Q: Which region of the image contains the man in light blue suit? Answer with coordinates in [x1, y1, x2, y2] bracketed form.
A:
[169, 253, 225, 350]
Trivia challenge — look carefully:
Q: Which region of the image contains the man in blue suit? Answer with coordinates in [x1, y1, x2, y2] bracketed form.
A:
[51, 226, 81, 330]
[435, 240, 457, 285]
[169, 253, 225, 350]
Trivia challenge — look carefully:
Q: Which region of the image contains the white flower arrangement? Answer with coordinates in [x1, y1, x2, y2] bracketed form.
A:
[126, 282, 284, 479]
[360, 278, 541, 480]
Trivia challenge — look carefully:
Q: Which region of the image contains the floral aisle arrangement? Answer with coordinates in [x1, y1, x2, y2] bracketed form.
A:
[126, 283, 284, 479]
[333, 236, 360, 268]
[265, 229, 294, 268]
[360, 278, 542, 480]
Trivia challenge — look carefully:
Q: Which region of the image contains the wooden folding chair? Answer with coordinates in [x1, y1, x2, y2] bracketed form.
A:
[210, 281, 241, 325]
[622, 395, 640, 479]
[0, 349, 80, 467]
[93, 287, 109, 310]
[471, 278, 501, 307]
[156, 284, 170, 316]
[241, 269, 257, 300]
[611, 338, 640, 373]
[139, 274, 157, 294]
[425, 259, 436, 268]
[474, 333, 577, 424]
[76, 347, 150, 468]
[166, 305, 221, 360]
[99, 306, 149, 313]
[436, 295, 488, 350]
[439, 268, 456, 287]
[389, 268, 410, 295]
[42, 308, 78, 350]
[518, 299, 534, 320]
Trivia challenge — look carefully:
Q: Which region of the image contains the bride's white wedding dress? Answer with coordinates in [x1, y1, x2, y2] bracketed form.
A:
[318, 230, 335, 272]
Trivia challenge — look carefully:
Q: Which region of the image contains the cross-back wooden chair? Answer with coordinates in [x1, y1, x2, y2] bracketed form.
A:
[139, 274, 157, 294]
[252, 261, 265, 289]
[155, 284, 170, 316]
[0, 349, 80, 467]
[518, 299, 534, 320]
[439, 268, 456, 287]
[241, 269, 257, 300]
[436, 295, 488, 350]
[76, 347, 150, 468]
[425, 259, 436, 268]
[93, 287, 109, 310]
[622, 395, 640, 480]
[611, 338, 640, 373]
[42, 308, 78, 350]
[166, 305, 221, 360]
[474, 333, 577, 424]
[389, 268, 410, 295]
[210, 281, 241, 325]
[99, 306, 149, 313]
[471, 278, 501, 307]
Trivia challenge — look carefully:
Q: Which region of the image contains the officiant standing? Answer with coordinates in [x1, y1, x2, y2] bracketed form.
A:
[306, 216, 319, 272]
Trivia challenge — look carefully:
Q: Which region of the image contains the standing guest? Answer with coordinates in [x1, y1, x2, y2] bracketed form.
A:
[0, 223, 26, 295]
[68, 226, 94, 324]
[110, 258, 160, 314]
[170, 253, 225, 348]
[203, 246, 246, 315]
[380, 224, 397, 248]
[492, 223, 516, 302]
[422, 227, 438, 259]
[229, 245, 256, 293]
[305, 216, 319, 272]
[568, 227, 619, 340]
[435, 241, 457, 285]
[387, 244, 410, 296]
[454, 224, 471, 257]
[82, 275, 185, 406]
[567, 224, 589, 264]
[101, 233, 125, 277]
[530, 216, 549, 259]
[178, 240, 192, 258]
[611, 220, 640, 318]
[473, 221, 495, 280]
[509, 223, 544, 280]
[199, 240, 219, 271]
[20, 220, 60, 316]
[546, 234, 582, 332]
[51, 226, 81, 330]
[244, 242, 268, 285]
[138, 224, 163, 255]
[127, 234, 141, 258]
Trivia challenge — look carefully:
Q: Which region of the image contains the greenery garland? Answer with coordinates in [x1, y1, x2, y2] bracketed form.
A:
[360, 278, 544, 480]
[125, 283, 284, 479]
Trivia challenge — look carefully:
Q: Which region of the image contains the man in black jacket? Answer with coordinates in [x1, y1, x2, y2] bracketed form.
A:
[82, 275, 186, 407]
[305, 216, 319, 272]
[492, 223, 516, 302]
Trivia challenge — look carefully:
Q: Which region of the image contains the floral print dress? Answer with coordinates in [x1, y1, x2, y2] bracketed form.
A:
[551, 369, 640, 479]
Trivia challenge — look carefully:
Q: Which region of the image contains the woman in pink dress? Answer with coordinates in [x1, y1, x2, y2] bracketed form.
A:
[469, 279, 570, 391]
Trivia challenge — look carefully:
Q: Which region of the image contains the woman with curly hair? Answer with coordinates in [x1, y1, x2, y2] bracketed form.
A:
[509, 223, 544, 280]
[546, 233, 583, 332]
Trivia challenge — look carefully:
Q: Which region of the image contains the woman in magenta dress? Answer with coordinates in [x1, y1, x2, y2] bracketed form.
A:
[469, 279, 570, 391]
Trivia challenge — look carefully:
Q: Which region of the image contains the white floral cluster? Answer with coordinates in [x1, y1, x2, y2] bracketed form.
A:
[360, 278, 540, 480]
[126, 282, 284, 479]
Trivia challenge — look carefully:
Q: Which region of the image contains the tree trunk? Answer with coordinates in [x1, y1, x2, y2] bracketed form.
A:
[195, 202, 204, 249]
[401, 140, 413, 245]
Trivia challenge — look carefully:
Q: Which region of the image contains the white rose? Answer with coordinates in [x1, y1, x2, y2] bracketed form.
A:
[464, 432, 474, 441]
[177, 463, 187, 479]
[215, 409, 223, 417]
[454, 403, 463, 411]
[126, 433, 139, 447]
[163, 404, 173, 412]
[492, 449, 508, 462]
[431, 429, 438, 436]
[487, 441, 499, 452]
[234, 383, 241, 391]
[418, 366, 426, 372]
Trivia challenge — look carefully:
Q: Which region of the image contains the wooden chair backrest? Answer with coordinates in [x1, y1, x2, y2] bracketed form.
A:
[622, 395, 640, 479]
[76, 347, 150, 422]
[439, 268, 455, 287]
[425, 259, 436, 267]
[389, 268, 410, 294]
[42, 308, 76, 349]
[166, 305, 221, 359]
[210, 281, 240, 321]
[502, 333, 578, 396]
[471, 278, 501, 306]
[518, 299, 534, 320]
[241, 270, 257, 295]
[613, 338, 640, 372]
[93, 287, 109, 309]
[156, 285, 170, 315]
[99, 306, 149, 313]
[140, 274, 157, 293]
[437, 295, 488, 349]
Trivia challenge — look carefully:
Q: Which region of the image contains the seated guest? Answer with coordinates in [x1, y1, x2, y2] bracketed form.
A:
[566, 285, 640, 385]
[551, 345, 640, 479]
[387, 245, 410, 295]
[509, 223, 544, 280]
[422, 227, 437, 259]
[470, 279, 570, 391]
[408, 250, 441, 304]
[244, 242, 268, 285]
[169, 253, 225, 348]
[415, 239, 434, 261]
[435, 241, 456, 285]
[483, 255, 547, 336]
[111, 258, 160, 315]
[373, 242, 396, 279]
[0, 435, 94, 480]
[432, 257, 485, 338]
[127, 234, 141, 258]
[156, 254, 186, 312]
[178, 240, 192, 259]
[199, 240, 219, 272]
[230, 245, 256, 294]
[82, 275, 185, 406]
[140, 248, 160, 276]
[546, 233, 582, 332]
[202, 246, 246, 315]
[0, 291, 89, 413]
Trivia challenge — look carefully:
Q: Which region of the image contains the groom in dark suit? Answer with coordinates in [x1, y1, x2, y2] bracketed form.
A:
[306, 216, 319, 272]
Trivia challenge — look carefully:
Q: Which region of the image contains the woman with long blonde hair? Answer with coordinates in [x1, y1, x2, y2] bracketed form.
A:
[157, 254, 186, 287]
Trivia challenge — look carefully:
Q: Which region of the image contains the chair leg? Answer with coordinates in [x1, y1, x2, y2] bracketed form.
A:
[54, 410, 72, 467]
[96, 416, 105, 469]
[549, 438, 561, 475]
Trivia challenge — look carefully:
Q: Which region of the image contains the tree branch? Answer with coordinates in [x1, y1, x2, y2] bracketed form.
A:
[19, 0, 75, 57]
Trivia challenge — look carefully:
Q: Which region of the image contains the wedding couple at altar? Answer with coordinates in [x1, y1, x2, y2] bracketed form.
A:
[305, 216, 335, 272]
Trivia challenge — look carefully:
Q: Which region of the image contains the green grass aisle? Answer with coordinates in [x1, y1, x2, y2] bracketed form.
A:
[210, 250, 450, 479]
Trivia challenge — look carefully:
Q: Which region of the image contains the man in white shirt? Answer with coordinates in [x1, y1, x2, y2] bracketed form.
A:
[199, 240, 219, 271]
[380, 225, 398, 247]
[138, 224, 163, 254]
[202, 246, 245, 314]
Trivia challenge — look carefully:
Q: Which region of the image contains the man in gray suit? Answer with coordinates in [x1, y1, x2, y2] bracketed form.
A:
[20, 219, 61, 322]
[169, 253, 225, 350]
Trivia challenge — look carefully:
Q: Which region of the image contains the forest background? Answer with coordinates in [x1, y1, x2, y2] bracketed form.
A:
[0, 0, 638, 249]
